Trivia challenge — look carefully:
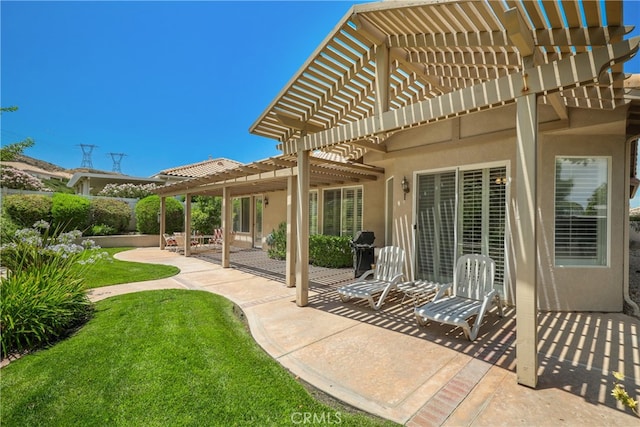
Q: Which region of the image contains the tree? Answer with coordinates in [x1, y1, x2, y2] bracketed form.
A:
[0, 106, 35, 161]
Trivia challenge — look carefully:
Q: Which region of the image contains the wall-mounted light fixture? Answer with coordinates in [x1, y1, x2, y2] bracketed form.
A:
[401, 176, 410, 200]
[494, 177, 507, 185]
[264, 196, 269, 206]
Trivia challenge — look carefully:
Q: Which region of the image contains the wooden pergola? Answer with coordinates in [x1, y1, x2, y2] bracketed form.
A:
[154, 152, 384, 277]
[244, 0, 639, 389]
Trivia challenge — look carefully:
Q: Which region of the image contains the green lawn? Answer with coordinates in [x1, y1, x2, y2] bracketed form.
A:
[80, 247, 180, 288]
[0, 290, 396, 426]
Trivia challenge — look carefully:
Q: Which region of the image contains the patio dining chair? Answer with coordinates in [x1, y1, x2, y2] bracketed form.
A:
[337, 246, 405, 311]
[162, 233, 178, 251]
[414, 254, 503, 341]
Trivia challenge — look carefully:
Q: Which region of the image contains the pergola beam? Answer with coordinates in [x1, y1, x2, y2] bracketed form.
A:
[281, 36, 639, 155]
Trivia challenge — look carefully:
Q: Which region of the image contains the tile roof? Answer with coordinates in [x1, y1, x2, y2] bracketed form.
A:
[158, 158, 243, 178]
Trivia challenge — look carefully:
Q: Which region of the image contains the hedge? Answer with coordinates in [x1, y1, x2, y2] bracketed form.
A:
[2, 194, 52, 228]
[135, 195, 183, 234]
[51, 193, 91, 232]
[309, 234, 353, 268]
[90, 198, 131, 234]
[266, 222, 353, 268]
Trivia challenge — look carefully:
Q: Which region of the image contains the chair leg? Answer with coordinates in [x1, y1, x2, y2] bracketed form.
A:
[495, 296, 504, 317]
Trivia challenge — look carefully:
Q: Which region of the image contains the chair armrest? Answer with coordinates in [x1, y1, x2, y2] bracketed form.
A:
[357, 269, 375, 280]
[389, 273, 404, 286]
[433, 282, 453, 301]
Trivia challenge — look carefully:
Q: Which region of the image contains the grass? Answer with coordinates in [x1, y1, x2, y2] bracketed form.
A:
[79, 247, 180, 288]
[0, 290, 396, 426]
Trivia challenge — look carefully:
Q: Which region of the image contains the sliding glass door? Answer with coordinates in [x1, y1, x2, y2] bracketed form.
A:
[415, 165, 507, 288]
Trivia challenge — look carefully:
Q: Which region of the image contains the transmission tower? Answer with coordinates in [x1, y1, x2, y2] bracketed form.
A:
[78, 144, 97, 168]
[108, 152, 126, 173]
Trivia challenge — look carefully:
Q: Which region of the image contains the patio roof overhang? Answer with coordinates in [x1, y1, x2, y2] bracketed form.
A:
[242, 0, 640, 391]
[152, 152, 384, 197]
[249, 0, 638, 158]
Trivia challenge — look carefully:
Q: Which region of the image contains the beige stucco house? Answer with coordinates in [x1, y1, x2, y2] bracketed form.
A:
[155, 0, 640, 387]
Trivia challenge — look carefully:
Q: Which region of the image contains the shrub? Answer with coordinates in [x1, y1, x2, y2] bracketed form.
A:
[0, 221, 107, 358]
[97, 183, 157, 199]
[90, 198, 131, 233]
[3, 194, 52, 227]
[51, 193, 90, 233]
[309, 234, 352, 268]
[266, 222, 287, 260]
[191, 196, 221, 235]
[135, 195, 183, 234]
[0, 166, 51, 191]
[0, 213, 20, 244]
[89, 224, 117, 236]
[265, 223, 352, 268]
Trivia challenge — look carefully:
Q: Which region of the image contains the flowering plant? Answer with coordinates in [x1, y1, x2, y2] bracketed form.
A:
[0, 166, 51, 191]
[0, 221, 110, 358]
[97, 183, 157, 199]
[611, 371, 639, 416]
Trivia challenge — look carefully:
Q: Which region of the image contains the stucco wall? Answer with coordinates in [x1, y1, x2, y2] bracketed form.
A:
[537, 108, 627, 311]
[361, 103, 628, 312]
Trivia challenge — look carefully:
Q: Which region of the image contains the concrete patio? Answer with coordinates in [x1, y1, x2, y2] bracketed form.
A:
[89, 248, 640, 426]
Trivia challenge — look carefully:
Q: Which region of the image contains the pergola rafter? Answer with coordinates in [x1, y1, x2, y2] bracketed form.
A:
[250, 0, 633, 162]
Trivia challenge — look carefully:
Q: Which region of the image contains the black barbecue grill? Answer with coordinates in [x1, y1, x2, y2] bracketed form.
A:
[350, 231, 375, 278]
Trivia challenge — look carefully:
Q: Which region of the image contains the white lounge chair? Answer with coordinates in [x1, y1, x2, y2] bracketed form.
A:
[414, 254, 503, 341]
[337, 246, 405, 311]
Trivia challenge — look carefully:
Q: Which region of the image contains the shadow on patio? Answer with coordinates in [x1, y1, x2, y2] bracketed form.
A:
[194, 248, 640, 421]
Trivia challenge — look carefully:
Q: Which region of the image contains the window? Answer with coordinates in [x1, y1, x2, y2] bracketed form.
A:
[322, 186, 363, 237]
[555, 157, 609, 266]
[232, 197, 250, 232]
[309, 191, 318, 235]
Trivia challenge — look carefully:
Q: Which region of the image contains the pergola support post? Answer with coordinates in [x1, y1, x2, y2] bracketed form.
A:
[184, 195, 192, 256]
[286, 175, 297, 287]
[515, 92, 539, 388]
[221, 187, 231, 268]
[296, 150, 310, 306]
[159, 196, 166, 249]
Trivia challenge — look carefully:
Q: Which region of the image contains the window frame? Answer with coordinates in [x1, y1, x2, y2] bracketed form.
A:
[232, 196, 251, 233]
[321, 185, 363, 237]
[553, 156, 611, 268]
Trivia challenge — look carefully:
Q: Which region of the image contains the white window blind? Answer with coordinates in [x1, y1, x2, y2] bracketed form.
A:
[309, 191, 318, 235]
[322, 186, 363, 237]
[458, 166, 507, 287]
[555, 157, 609, 266]
[416, 172, 456, 283]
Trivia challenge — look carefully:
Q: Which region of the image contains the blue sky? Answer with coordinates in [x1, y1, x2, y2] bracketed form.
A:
[1, 1, 368, 175]
[2, 0, 640, 205]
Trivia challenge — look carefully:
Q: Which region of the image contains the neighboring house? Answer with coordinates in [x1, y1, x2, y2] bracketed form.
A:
[155, 0, 640, 388]
[0, 161, 72, 181]
[152, 158, 243, 184]
[67, 158, 243, 195]
[67, 171, 164, 195]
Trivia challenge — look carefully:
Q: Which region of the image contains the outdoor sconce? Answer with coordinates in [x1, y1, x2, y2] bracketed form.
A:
[401, 176, 410, 200]
[264, 196, 269, 206]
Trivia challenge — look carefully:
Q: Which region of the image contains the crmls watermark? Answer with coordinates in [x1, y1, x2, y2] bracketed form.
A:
[290, 411, 342, 424]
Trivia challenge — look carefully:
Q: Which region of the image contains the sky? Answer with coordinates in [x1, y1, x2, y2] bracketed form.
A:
[2, 0, 640, 204]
